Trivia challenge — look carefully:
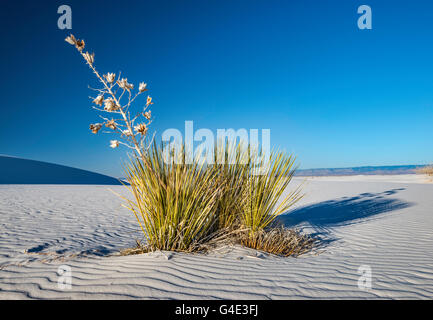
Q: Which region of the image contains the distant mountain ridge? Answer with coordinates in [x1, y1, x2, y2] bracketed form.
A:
[0, 155, 428, 184]
[0, 155, 122, 185]
[296, 165, 427, 177]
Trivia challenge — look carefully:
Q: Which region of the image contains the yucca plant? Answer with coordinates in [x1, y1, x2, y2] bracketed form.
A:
[66, 34, 314, 257]
[242, 149, 303, 236]
[209, 142, 308, 256]
[121, 143, 221, 252]
[212, 141, 250, 230]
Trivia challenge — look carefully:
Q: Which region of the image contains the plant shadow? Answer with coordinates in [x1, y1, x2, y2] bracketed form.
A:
[278, 188, 412, 248]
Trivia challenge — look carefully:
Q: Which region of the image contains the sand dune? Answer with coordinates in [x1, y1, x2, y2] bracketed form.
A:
[0, 176, 432, 299]
[0, 155, 121, 185]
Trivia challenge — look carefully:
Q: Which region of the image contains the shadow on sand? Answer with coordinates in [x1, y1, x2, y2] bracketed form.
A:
[278, 188, 412, 246]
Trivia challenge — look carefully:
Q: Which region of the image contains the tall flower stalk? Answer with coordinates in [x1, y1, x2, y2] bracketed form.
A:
[65, 34, 153, 158]
[66, 35, 313, 256]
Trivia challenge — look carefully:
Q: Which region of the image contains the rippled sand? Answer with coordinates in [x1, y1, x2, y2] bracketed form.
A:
[1, 176, 432, 299]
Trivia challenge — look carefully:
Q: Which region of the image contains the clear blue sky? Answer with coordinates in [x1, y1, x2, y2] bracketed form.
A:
[0, 0, 432, 177]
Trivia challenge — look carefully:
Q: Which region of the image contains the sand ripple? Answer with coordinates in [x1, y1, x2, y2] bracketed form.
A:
[1, 179, 432, 299]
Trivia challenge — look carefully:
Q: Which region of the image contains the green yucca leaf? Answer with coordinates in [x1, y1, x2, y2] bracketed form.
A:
[122, 142, 221, 251]
[120, 140, 303, 253]
[241, 149, 303, 235]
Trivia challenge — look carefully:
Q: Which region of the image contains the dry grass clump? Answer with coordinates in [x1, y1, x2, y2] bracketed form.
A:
[66, 34, 315, 258]
[237, 226, 316, 257]
[121, 226, 315, 258]
[120, 228, 239, 256]
[417, 165, 433, 177]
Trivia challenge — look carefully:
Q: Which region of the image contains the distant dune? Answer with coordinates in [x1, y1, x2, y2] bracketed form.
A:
[0, 156, 121, 185]
[296, 165, 427, 177]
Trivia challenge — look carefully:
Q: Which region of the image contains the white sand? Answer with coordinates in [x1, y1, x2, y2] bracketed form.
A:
[300, 174, 432, 184]
[0, 175, 432, 299]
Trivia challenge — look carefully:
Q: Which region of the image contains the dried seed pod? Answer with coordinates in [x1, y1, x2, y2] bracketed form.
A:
[110, 140, 119, 148]
[89, 123, 102, 134]
[134, 123, 148, 135]
[92, 95, 104, 106]
[139, 82, 147, 93]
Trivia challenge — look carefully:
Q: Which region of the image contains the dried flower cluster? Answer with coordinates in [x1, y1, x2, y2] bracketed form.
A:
[65, 34, 154, 157]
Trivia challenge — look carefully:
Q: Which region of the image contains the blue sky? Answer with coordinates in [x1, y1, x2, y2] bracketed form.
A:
[0, 0, 432, 176]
